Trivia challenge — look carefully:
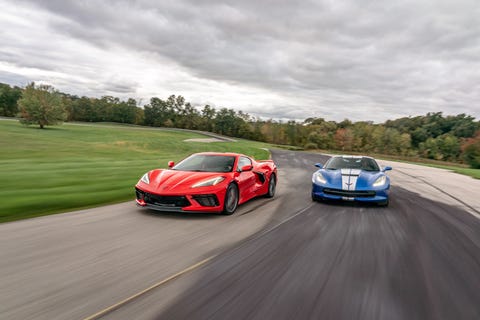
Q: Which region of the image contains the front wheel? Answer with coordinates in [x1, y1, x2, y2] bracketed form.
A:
[265, 174, 276, 198]
[222, 183, 239, 215]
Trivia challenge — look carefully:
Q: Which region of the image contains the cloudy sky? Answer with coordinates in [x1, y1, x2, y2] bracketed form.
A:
[1, 0, 479, 122]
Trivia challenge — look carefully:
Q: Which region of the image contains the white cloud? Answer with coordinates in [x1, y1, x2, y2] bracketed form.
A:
[1, 0, 479, 122]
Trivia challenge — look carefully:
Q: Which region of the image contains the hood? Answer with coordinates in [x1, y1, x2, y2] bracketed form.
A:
[318, 169, 385, 190]
[147, 169, 228, 192]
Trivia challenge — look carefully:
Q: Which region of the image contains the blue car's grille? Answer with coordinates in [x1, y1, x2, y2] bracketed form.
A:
[323, 188, 376, 198]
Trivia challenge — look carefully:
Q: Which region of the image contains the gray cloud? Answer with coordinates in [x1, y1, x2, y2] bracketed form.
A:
[2, 0, 479, 122]
[0, 71, 30, 87]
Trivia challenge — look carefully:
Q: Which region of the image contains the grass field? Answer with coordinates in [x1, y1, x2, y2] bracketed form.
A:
[0, 120, 271, 223]
[413, 163, 480, 179]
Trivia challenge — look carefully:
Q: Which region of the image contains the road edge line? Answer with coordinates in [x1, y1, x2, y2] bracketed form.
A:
[83, 203, 314, 320]
[395, 168, 480, 219]
[82, 257, 213, 320]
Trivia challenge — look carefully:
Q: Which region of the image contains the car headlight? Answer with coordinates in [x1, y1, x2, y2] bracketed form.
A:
[192, 176, 225, 188]
[312, 172, 327, 185]
[140, 173, 150, 184]
[373, 175, 387, 187]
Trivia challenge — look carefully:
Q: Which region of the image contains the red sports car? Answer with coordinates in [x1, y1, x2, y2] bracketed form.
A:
[135, 152, 277, 214]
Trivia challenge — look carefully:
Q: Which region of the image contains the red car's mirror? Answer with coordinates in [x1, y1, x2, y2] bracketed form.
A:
[168, 161, 175, 168]
[241, 164, 253, 172]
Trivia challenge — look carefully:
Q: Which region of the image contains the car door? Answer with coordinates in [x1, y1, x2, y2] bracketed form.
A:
[235, 156, 256, 203]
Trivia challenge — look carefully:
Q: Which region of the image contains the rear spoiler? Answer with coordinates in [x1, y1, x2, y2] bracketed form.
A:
[258, 159, 274, 163]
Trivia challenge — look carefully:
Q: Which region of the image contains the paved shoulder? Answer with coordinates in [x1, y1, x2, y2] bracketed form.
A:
[379, 160, 480, 216]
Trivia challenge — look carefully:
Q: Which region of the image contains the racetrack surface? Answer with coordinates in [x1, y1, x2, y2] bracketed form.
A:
[1, 150, 479, 319]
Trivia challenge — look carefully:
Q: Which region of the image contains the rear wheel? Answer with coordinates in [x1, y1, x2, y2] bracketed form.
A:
[222, 183, 239, 215]
[265, 174, 276, 198]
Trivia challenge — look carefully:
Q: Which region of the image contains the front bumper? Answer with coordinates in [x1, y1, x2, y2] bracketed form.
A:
[311, 183, 389, 203]
[135, 187, 226, 213]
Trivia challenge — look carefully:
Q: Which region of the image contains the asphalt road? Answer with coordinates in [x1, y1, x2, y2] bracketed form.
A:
[1, 150, 479, 320]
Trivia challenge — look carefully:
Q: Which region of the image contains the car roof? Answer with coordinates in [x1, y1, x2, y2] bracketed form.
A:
[332, 155, 375, 160]
[193, 152, 245, 157]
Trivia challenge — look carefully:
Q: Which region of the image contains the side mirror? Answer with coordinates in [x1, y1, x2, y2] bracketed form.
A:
[383, 166, 392, 171]
[240, 164, 253, 172]
[168, 161, 175, 168]
[314, 163, 323, 168]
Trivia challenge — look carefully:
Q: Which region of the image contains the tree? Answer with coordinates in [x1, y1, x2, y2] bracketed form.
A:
[0, 83, 22, 117]
[176, 102, 200, 129]
[166, 95, 185, 126]
[144, 97, 167, 127]
[134, 107, 144, 125]
[437, 134, 460, 161]
[18, 83, 66, 129]
[214, 108, 239, 136]
[71, 97, 95, 122]
[382, 128, 403, 155]
[461, 132, 480, 168]
[110, 98, 137, 124]
[200, 105, 216, 131]
[399, 133, 412, 156]
[305, 118, 337, 150]
[450, 114, 478, 138]
[419, 137, 441, 160]
[334, 128, 354, 151]
[411, 127, 429, 147]
[351, 122, 372, 152]
[423, 112, 446, 138]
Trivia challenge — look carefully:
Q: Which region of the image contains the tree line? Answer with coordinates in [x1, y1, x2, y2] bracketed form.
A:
[1, 82, 479, 168]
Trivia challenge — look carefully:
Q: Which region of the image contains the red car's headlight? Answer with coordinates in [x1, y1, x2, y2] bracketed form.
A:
[192, 176, 225, 188]
[140, 172, 150, 184]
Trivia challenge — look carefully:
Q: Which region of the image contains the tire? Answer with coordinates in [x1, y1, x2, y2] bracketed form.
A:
[265, 174, 276, 198]
[222, 183, 239, 215]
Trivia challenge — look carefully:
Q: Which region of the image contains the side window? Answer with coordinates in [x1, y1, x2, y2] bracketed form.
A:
[237, 156, 252, 171]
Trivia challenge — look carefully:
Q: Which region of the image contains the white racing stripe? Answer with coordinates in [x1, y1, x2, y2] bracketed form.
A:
[341, 169, 361, 191]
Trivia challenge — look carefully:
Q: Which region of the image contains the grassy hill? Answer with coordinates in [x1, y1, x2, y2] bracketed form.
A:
[0, 120, 271, 222]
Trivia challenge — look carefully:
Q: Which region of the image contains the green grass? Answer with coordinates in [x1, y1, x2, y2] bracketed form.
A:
[409, 163, 480, 179]
[0, 120, 271, 223]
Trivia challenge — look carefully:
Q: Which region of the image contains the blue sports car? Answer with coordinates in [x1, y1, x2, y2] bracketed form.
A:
[311, 155, 392, 206]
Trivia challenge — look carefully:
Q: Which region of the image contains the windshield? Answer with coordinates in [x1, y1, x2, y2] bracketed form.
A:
[173, 154, 236, 173]
[324, 157, 380, 171]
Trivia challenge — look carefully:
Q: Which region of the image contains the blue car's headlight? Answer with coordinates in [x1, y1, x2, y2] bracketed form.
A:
[373, 175, 387, 187]
[312, 172, 327, 185]
[140, 173, 150, 184]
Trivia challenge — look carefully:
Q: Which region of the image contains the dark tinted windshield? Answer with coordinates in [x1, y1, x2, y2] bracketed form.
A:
[325, 157, 380, 171]
[173, 155, 235, 172]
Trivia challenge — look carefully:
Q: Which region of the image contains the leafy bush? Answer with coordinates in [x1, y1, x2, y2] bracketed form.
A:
[304, 142, 318, 150]
[462, 135, 480, 168]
